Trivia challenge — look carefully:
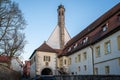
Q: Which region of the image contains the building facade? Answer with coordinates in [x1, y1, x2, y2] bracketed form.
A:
[59, 3, 120, 75]
[30, 3, 120, 77]
[29, 5, 71, 78]
[30, 42, 57, 77]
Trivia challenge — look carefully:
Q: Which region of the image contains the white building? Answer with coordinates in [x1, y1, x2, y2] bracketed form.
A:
[60, 3, 120, 75]
[93, 31, 120, 75]
[30, 5, 71, 78]
[30, 3, 120, 77]
[30, 42, 57, 77]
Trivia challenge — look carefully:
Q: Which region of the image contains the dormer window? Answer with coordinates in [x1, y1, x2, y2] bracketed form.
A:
[102, 23, 108, 32]
[80, 41, 83, 45]
[83, 37, 89, 43]
[118, 14, 120, 21]
[68, 47, 71, 52]
[103, 26, 107, 31]
[74, 43, 78, 48]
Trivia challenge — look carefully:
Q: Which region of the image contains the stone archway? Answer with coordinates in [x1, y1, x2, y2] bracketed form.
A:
[41, 68, 53, 75]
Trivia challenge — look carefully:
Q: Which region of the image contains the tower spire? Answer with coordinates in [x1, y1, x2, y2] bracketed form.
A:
[57, 4, 65, 49]
[46, 5, 71, 49]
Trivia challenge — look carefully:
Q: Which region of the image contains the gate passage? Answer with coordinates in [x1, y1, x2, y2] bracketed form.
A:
[41, 68, 52, 75]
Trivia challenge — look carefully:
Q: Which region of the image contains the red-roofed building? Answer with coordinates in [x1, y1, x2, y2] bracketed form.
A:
[29, 4, 71, 78]
[0, 56, 11, 67]
[59, 3, 120, 75]
[0, 56, 11, 62]
[29, 3, 120, 77]
[23, 60, 30, 78]
[0, 56, 23, 74]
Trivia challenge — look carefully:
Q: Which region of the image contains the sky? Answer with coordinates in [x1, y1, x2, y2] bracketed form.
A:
[12, 0, 120, 61]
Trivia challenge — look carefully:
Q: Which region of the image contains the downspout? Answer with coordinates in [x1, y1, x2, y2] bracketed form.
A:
[90, 46, 94, 75]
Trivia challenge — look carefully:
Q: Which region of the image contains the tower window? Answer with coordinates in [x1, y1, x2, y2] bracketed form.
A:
[62, 11, 64, 16]
[59, 11, 64, 16]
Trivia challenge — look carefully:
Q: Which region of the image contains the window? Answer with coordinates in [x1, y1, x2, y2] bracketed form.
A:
[74, 43, 78, 48]
[105, 66, 110, 75]
[68, 58, 71, 65]
[118, 58, 120, 65]
[83, 52, 87, 60]
[60, 59, 63, 66]
[68, 47, 71, 52]
[75, 57, 77, 63]
[78, 54, 81, 62]
[79, 41, 83, 45]
[78, 66, 80, 71]
[83, 37, 89, 43]
[104, 41, 111, 54]
[83, 39, 86, 43]
[117, 35, 120, 50]
[95, 46, 100, 57]
[102, 23, 108, 32]
[43, 56, 50, 62]
[84, 65, 87, 71]
[94, 67, 98, 75]
[102, 26, 107, 31]
[62, 11, 64, 16]
[64, 59, 66, 65]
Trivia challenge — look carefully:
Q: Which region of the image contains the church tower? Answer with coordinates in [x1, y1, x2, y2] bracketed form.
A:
[47, 5, 71, 49]
[58, 5, 65, 49]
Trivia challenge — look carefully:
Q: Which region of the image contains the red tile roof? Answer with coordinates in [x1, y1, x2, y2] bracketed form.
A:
[29, 42, 57, 59]
[0, 56, 11, 62]
[60, 3, 120, 56]
[36, 42, 56, 53]
[65, 3, 120, 48]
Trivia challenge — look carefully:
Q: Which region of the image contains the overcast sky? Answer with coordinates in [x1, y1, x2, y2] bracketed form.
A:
[12, 0, 120, 61]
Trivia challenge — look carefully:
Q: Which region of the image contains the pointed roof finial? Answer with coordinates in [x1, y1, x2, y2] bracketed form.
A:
[44, 41, 46, 43]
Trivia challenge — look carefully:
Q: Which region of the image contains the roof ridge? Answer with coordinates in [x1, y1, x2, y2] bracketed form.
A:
[36, 42, 56, 53]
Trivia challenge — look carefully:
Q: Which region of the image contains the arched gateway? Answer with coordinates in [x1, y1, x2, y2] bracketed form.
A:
[41, 68, 53, 75]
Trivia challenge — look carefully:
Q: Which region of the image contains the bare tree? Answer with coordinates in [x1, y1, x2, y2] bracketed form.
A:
[0, 0, 26, 57]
